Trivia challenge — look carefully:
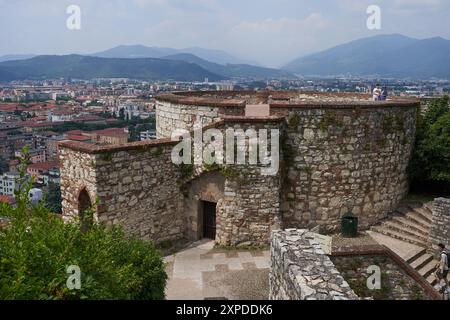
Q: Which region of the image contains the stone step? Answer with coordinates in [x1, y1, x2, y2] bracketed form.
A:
[405, 211, 432, 230]
[405, 203, 433, 224]
[391, 215, 429, 236]
[371, 226, 427, 247]
[410, 253, 434, 270]
[396, 208, 431, 230]
[405, 247, 427, 264]
[423, 202, 434, 214]
[381, 220, 429, 242]
[419, 260, 438, 279]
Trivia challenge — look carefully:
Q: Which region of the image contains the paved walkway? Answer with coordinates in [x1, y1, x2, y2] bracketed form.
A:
[366, 230, 423, 261]
[164, 240, 270, 300]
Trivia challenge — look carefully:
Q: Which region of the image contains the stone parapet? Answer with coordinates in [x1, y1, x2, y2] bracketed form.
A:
[269, 229, 358, 300]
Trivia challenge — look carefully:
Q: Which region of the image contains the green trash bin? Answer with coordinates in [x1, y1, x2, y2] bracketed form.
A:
[341, 212, 358, 238]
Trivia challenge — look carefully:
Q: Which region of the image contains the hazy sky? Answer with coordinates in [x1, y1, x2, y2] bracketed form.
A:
[1, 0, 450, 67]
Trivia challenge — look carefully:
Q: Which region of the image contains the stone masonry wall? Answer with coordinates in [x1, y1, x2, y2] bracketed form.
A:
[60, 141, 186, 244]
[216, 164, 281, 246]
[156, 100, 243, 139]
[429, 198, 450, 250]
[187, 118, 283, 246]
[60, 147, 98, 222]
[60, 92, 418, 247]
[275, 105, 417, 232]
[269, 229, 358, 300]
[60, 117, 284, 247]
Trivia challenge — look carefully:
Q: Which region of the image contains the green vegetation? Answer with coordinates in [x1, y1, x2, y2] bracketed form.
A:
[44, 183, 62, 214]
[178, 163, 194, 180]
[150, 147, 164, 157]
[376, 137, 388, 149]
[318, 111, 343, 131]
[0, 149, 167, 300]
[202, 161, 249, 184]
[51, 115, 155, 135]
[99, 152, 114, 162]
[288, 113, 301, 128]
[409, 95, 450, 194]
[128, 120, 156, 142]
[382, 114, 405, 134]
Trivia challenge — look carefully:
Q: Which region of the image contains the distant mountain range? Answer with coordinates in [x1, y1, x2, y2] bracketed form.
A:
[0, 54, 36, 63]
[0, 55, 225, 82]
[92, 45, 259, 66]
[162, 53, 293, 80]
[283, 34, 450, 79]
[2, 34, 450, 80]
[0, 51, 295, 82]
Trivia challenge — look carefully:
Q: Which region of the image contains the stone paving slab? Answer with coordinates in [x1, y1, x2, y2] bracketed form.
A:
[164, 240, 270, 300]
[366, 230, 423, 261]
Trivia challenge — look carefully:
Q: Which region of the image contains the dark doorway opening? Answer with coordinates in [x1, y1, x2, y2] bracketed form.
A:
[78, 188, 92, 232]
[202, 201, 217, 240]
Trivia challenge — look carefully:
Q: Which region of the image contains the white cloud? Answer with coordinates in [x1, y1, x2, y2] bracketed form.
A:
[393, 0, 442, 6]
[1, 0, 450, 66]
[229, 14, 328, 66]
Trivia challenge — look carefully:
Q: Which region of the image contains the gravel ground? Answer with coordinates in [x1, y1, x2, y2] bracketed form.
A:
[332, 232, 378, 248]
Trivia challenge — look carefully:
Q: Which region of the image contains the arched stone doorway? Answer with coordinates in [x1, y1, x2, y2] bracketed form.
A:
[78, 188, 93, 231]
[184, 171, 225, 241]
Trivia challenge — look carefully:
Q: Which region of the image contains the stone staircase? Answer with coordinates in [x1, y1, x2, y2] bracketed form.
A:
[370, 201, 439, 286]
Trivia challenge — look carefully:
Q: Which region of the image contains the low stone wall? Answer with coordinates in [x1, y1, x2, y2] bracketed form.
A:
[429, 198, 450, 250]
[269, 229, 358, 300]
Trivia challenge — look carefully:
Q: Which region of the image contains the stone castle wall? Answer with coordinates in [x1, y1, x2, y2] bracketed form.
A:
[429, 198, 450, 250]
[269, 229, 358, 300]
[60, 140, 186, 244]
[212, 119, 283, 246]
[60, 147, 98, 222]
[60, 91, 419, 246]
[155, 99, 244, 139]
[60, 117, 284, 246]
[273, 104, 417, 231]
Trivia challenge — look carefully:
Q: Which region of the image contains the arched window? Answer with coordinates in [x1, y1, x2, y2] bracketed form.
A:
[78, 188, 92, 232]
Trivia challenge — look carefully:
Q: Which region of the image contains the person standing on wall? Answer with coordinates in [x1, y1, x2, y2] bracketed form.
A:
[381, 86, 388, 101]
[373, 84, 382, 101]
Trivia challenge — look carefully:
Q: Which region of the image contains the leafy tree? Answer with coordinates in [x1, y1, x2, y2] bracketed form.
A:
[409, 95, 450, 194]
[0, 148, 167, 300]
[44, 183, 62, 214]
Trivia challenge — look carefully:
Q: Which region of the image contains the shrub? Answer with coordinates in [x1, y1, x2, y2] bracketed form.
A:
[409, 95, 450, 193]
[0, 149, 167, 300]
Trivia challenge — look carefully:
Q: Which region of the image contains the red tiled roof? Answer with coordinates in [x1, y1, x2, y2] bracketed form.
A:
[0, 195, 14, 205]
[65, 130, 83, 135]
[0, 104, 19, 112]
[94, 128, 126, 135]
[29, 116, 48, 122]
[27, 160, 60, 171]
[66, 134, 91, 142]
[22, 121, 53, 128]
